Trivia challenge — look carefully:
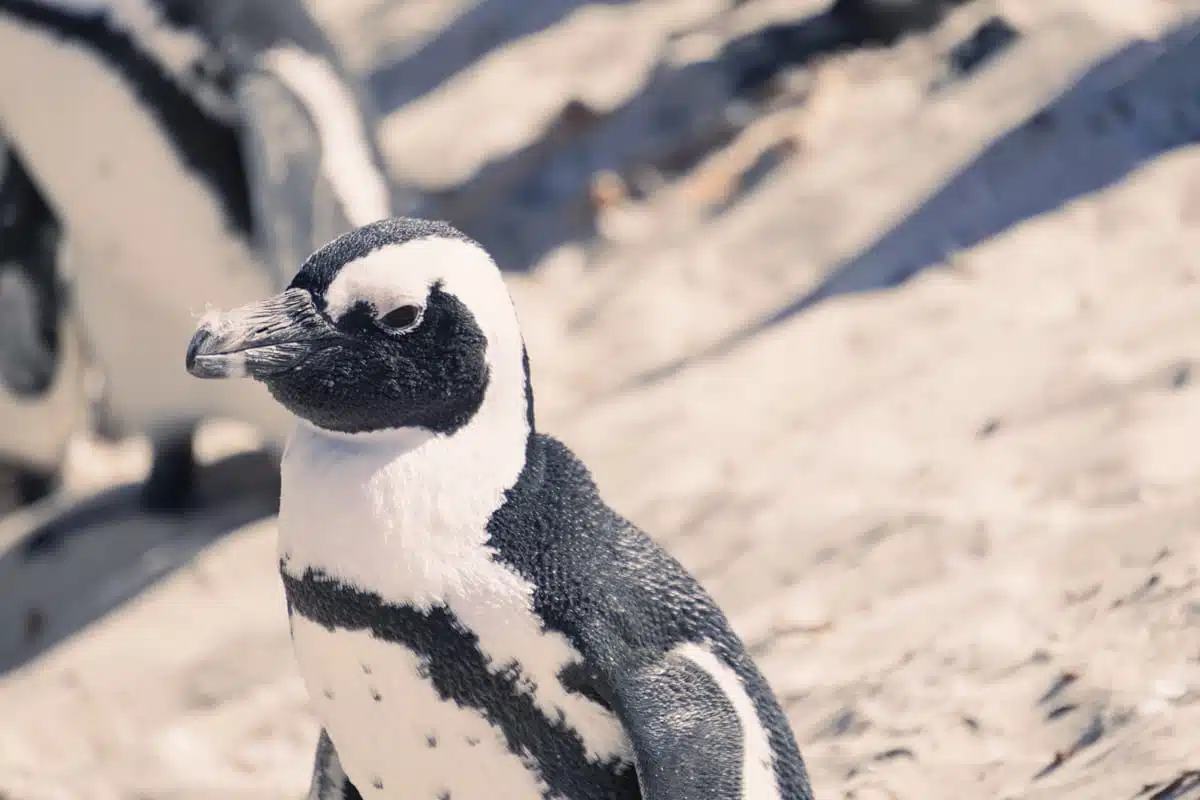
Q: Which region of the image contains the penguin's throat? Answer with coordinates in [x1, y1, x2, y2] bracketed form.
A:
[277, 414, 528, 607]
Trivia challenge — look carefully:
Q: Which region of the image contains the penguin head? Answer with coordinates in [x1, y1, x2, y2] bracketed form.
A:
[186, 217, 530, 438]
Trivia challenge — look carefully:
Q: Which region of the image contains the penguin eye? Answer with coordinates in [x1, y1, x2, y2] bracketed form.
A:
[377, 304, 423, 332]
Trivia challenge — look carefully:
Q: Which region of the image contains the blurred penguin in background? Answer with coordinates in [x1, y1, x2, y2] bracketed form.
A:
[0, 0, 413, 514]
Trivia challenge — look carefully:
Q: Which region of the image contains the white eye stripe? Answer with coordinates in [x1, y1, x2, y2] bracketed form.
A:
[323, 237, 521, 357]
[325, 279, 425, 322]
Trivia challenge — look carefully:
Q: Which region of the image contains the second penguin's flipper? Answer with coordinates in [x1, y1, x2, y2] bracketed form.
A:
[162, 0, 396, 286]
[232, 65, 356, 289]
[0, 267, 56, 396]
[306, 728, 364, 800]
[612, 644, 781, 800]
[0, 139, 63, 399]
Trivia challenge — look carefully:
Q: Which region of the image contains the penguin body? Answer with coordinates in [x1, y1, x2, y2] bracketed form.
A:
[0, 0, 401, 511]
[0, 135, 87, 508]
[186, 218, 815, 800]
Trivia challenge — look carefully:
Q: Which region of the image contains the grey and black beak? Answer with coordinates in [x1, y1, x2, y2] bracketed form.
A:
[186, 288, 335, 380]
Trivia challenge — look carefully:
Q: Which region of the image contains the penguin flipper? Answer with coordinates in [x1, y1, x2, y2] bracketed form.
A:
[0, 142, 61, 399]
[0, 266, 56, 398]
[232, 68, 353, 288]
[306, 728, 364, 800]
[612, 645, 779, 800]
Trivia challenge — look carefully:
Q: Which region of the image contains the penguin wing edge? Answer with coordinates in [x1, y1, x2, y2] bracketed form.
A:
[611, 643, 784, 800]
[231, 67, 351, 287]
[306, 728, 363, 800]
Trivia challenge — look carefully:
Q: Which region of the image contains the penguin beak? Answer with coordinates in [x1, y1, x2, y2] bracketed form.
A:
[186, 288, 335, 380]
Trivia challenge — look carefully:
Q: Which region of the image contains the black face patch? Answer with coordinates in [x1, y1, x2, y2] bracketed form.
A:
[262, 284, 490, 435]
[282, 567, 640, 800]
[0, 0, 253, 236]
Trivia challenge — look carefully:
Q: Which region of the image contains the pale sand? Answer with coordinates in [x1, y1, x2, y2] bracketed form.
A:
[2, 0, 1200, 797]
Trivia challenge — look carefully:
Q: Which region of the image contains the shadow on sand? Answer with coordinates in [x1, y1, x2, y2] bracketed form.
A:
[612, 18, 1200, 392]
[0, 450, 280, 676]
[414, 4, 863, 272]
[366, 0, 637, 116]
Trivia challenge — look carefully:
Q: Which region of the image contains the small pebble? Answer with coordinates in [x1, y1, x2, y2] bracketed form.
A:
[947, 16, 1021, 78]
[1170, 362, 1191, 389]
[977, 417, 1002, 438]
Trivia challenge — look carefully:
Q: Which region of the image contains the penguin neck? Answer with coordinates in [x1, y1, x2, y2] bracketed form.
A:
[277, 354, 534, 608]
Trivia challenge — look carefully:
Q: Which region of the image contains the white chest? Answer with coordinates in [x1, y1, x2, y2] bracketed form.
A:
[278, 426, 634, 797]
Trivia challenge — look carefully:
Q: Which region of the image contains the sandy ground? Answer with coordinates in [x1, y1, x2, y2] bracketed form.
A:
[3, 0, 1200, 798]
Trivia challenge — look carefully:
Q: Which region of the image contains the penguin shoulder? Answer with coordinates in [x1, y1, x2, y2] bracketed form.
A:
[488, 431, 739, 652]
[487, 433, 815, 800]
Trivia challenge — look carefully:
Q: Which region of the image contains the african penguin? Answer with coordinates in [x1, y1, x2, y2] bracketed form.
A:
[0, 0, 411, 512]
[0, 135, 88, 510]
[186, 217, 816, 800]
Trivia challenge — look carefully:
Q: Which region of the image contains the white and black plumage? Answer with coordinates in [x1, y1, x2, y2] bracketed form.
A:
[185, 218, 816, 800]
[0, 136, 87, 508]
[0, 0, 407, 512]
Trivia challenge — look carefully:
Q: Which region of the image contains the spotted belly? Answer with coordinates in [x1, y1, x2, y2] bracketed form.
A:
[283, 571, 641, 800]
[290, 614, 555, 798]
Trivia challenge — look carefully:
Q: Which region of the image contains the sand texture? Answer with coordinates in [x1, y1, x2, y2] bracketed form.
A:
[2, 0, 1200, 797]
